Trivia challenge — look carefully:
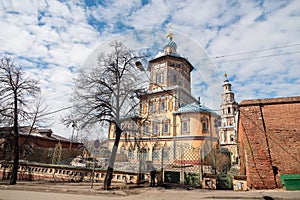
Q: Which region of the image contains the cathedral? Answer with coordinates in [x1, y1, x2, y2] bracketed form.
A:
[107, 29, 220, 177]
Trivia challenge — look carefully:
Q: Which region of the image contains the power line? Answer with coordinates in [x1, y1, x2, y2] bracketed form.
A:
[212, 43, 300, 59]
[213, 50, 300, 64]
[38, 106, 73, 117]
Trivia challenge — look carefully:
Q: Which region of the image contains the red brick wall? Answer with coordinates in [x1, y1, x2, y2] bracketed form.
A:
[238, 96, 300, 189]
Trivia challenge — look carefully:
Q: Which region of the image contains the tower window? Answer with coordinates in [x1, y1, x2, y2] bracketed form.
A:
[157, 73, 163, 83]
[228, 107, 231, 114]
[173, 75, 177, 83]
[169, 61, 174, 66]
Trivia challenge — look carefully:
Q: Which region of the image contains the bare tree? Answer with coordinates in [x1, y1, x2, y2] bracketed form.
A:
[0, 57, 41, 185]
[68, 41, 147, 189]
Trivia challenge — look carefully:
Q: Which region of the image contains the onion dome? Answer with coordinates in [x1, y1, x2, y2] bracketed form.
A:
[163, 31, 177, 55]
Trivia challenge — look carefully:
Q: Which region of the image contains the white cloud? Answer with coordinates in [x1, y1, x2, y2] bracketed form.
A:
[0, 0, 299, 137]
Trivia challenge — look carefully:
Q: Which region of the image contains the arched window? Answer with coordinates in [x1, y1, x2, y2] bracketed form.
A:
[163, 118, 170, 135]
[149, 102, 154, 113]
[152, 145, 160, 161]
[201, 116, 208, 132]
[145, 124, 150, 134]
[157, 73, 163, 83]
[163, 149, 170, 160]
[181, 116, 190, 134]
[152, 120, 160, 135]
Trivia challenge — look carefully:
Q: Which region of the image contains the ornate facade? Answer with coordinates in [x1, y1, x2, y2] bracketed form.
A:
[219, 73, 239, 166]
[108, 30, 219, 173]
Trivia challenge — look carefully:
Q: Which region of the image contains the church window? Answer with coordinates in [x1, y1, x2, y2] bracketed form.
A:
[201, 116, 208, 132]
[173, 75, 177, 83]
[228, 107, 231, 114]
[152, 147, 159, 160]
[162, 147, 169, 160]
[164, 123, 169, 134]
[145, 125, 150, 134]
[181, 117, 190, 134]
[183, 122, 188, 132]
[150, 103, 154, 113]
[157, 73, 163, 83]
[169, 61, 174, 66]
[160, 100, 165, 110]
[153, 122, 159, 134]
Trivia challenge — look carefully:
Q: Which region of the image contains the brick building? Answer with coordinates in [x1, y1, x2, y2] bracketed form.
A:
[0, 126, 83, 164]
[238, 96, 300, 189]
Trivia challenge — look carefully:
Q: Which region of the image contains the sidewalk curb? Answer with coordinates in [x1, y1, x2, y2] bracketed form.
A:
[1, 182, 299, 199]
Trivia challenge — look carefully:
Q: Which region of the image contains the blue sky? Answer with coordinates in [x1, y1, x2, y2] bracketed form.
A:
[1, 0, 299, 138]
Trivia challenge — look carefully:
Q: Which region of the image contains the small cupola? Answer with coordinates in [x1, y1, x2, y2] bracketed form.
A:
[163, 26, 177, 55]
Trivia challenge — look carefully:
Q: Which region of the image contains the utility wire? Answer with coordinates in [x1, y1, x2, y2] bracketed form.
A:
[38, 106, 73, 117]
[212, 43, 300, 59]
[212, 50, 300, 64]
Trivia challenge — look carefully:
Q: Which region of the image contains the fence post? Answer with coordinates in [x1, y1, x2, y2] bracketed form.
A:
[161, 148, 164, 171]
[199, 148, 203, 182]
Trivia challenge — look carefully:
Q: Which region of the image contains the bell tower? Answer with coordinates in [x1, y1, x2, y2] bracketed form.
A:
[220, 73, 239, 166]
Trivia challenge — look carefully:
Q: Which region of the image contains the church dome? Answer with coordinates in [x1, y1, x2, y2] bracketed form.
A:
[163, 32, 177, 54]
[163, 34, 177, 49]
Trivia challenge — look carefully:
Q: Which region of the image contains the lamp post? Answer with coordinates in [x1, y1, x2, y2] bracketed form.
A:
[69, 121, 77, 150]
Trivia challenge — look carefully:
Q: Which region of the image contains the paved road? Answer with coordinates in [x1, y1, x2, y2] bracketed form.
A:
[1, 181, 300, 200]
[1, 187, 300, 200]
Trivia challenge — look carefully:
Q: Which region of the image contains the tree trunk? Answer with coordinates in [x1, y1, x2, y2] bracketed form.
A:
[10, 92, 19, 185]
[103, 123, 122, 190]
